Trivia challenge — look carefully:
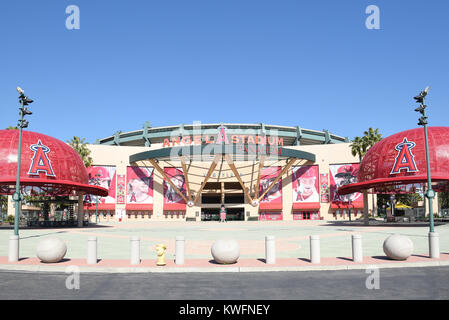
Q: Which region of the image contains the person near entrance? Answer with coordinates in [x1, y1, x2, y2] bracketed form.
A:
[220, 205, 227, 222]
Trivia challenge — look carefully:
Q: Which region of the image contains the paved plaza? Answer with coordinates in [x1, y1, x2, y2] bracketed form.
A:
[1, 220, 449, 268]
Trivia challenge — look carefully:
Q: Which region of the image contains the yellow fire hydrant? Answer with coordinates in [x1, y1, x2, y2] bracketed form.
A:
[156, 244, 167, 266]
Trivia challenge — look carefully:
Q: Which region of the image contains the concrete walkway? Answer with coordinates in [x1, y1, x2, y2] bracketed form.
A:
[1, 220, 448, 273]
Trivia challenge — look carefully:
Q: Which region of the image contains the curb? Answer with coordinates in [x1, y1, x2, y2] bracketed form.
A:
[0, 260, 448, 274]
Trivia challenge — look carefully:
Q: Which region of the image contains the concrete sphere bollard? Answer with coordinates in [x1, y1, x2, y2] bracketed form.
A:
[383, 234, 413, 260]
[211, 239, 240, 264]
[36, 237, 67, 263]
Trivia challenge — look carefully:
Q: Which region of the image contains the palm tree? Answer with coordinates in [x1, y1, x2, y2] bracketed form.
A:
[363, 127, 382, 149]
[350, 128, 383, 224]
[0, 195, 7, 220]
[67, 136, 93, 168]
[350, 136, 368, 162]
[350, 128, 382, 162]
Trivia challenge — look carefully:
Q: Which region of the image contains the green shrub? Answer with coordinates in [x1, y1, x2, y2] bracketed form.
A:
[6, 215, 15, 224]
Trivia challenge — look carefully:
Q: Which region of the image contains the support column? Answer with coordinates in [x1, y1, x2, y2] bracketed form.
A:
[425, 195, 439, 217]
[77, 193, 84, 227]
[50, 202, 55, 221]
[363, 191, 369, 225]
[7, 195, 14, 217]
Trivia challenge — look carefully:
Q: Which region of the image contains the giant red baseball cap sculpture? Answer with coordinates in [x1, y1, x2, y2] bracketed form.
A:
[0, 129, 108, 197]
[338, 127, 449, 195]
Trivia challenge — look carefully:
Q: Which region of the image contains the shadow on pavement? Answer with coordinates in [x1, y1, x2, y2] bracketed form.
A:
[20, 231, 67, 240]
[321, 221, 447, 228]
[0, 224, 114, 231]
[208, 259, 237, 265]
[336, 257, 353, 262]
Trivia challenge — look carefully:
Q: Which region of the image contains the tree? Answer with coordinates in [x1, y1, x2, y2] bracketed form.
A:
[350, 127, 382, 161]
[363, 127, 382, 149]
[350, 136, 368, 162]
[5, 126, 18, 130]
[67, 136, 93, 168]
[350, 128, 383, 223]
[0, 195, 7, 218]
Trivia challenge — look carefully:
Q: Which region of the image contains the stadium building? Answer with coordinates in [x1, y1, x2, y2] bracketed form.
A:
[83, 123, 377, 222]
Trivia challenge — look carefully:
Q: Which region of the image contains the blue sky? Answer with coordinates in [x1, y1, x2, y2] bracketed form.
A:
[0, 0, 447, 144]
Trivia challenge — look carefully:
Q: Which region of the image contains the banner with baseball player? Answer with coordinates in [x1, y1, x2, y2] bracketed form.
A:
[320, 173, 330, 203]
[85, 165, 117, 207]
[292, 165, 320, 203]
[126, 166, 154, 205]
[259, 166, 282, 204]
[116, 174, 126, 204]
[329, 164, 363, 207]
[163, 167, 186, 205]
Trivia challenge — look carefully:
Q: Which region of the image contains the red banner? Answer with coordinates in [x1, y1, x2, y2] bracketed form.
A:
[329, 164, 363, 207]
[259, 166, 282, 204]
[320, 173, 329, 203]
[126, 166, 154, 208]
[163, 167, 186, 206]
[259, 211, 283, 221]
[292, 166, 319, 203]
[116, 174, 126, 204]
[84, 166, 116, 210]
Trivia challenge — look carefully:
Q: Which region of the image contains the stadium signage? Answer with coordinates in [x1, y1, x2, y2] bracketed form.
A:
[162, 126, 284, 148]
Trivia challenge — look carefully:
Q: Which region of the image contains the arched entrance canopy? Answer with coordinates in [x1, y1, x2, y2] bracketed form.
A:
[338, 127, 449, 195]
[129, 144, 316, 162]
[130, 144, 316, 207]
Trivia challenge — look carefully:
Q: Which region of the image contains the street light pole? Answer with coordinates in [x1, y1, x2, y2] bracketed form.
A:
[13, 87, 33, 236]
[414, 86, 435, 232]
[96, 195, 99, 223]
[93, 173, 101, 224]
[348, 194, 352, 222]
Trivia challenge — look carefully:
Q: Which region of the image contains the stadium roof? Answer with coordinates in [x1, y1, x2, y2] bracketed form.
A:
[96, 123, 350, 147]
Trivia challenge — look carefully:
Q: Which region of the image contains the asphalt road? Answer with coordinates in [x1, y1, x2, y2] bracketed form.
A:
[1, 266, 449, 300]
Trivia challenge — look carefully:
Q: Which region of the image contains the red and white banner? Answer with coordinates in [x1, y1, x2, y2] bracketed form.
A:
[116, 174, 126, 204]
[329, 164, 363, 208]
[84, 165, 116, 210]
[259, 166, 282, 210]
[126, 166, 154, 209]
[320, 173, 329, 203]
[292, 166, 319, 203]
[259, 212, 283, 221]
[164, 167, 186, 210]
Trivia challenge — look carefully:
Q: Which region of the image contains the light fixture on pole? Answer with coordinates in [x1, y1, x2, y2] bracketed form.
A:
[414, 86, 435, 233]
[13, 86, 34, 236]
